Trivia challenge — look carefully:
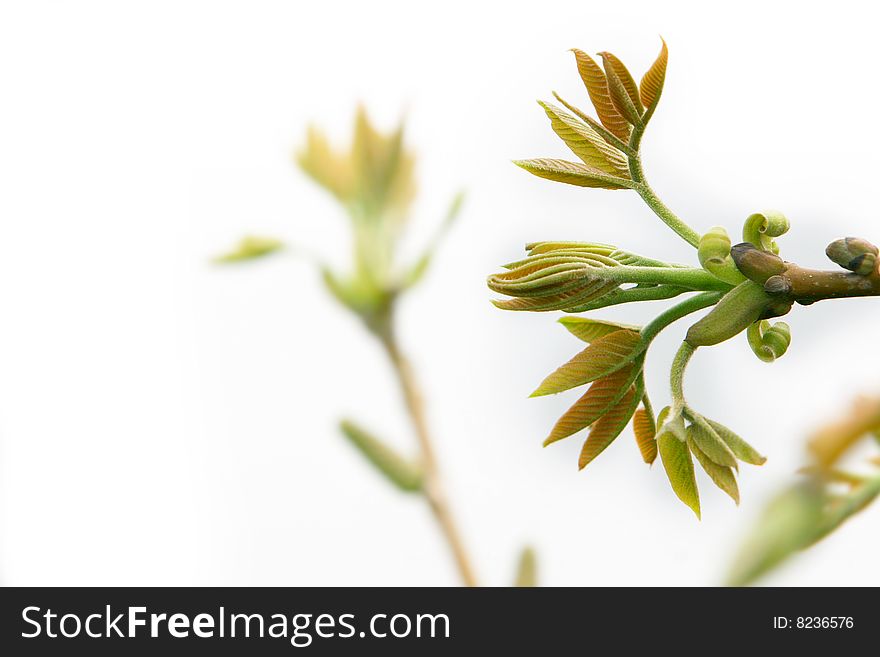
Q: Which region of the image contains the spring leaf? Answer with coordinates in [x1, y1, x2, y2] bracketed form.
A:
[538, 102, 630, 177]
[513, 158, 633, 190]
[706, 419, 766, 465]
[633, 406, 658, 465]
[639, 38, 668, 110]
[558, 317, 641, 343]
[544, 365, 636, 445]
[339, 420, 423, 493]
[686, 417, 738, 468]
[578, 385, 640, 469]
[571, 49, 631, 142]
[531, 330, 643, 397]
[599, 52, 644, 125]
[687, 428, 740, 504]
[659, 432, 701, 519]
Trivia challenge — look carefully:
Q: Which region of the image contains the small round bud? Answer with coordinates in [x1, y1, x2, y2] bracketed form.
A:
[763, 275, 792, 296]
[825, 237, 879, 275]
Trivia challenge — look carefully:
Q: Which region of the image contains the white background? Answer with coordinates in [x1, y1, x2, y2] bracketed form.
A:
[1, 0, 879, 586]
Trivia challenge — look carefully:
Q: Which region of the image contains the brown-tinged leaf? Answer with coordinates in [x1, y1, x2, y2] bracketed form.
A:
[513, 158, 633, 190]
[579, 385, 639, 468]
[706, 419, 766, 465]
[639, 38, 668, 109]
[531, 329, 643, 396]
[491, 279, 619, 312]
[544, 365, 635, 445]
[599, 52, 643, 125]
[687, 418, 738, 469]
[558, 317, 640, 343]
[571, 49, 631, 142]
[688, 431, 740, 504]
[659, 432, 701, 519]
[538, 101, 629, 176]
[633, 407, 657, 464]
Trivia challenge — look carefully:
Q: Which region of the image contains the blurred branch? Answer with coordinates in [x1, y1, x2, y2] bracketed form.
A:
[727, 395, 880, 586]
[378, 321, 478, 586]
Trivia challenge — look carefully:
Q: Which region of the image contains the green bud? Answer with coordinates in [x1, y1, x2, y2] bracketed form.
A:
[825, 237, 878, 276]
[686, 280, 773, 347]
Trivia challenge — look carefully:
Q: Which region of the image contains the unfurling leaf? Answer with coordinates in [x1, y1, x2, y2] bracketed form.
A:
[706, 419, 766, 466]
[339, 420, 423, 493]
[214, 236, 285, 264]
[571, 49, 631, 142]
[599, 52, 644, 126]
[513, 546, 538, 587]
[687, 427, 740, 504]
[746, 320, 791, 363]
[558, 317, 641, 343]
[532, 330, 643, 397]
[639, 38, 669, 110]
[686, 418, 738, 468]
[658, 432, 701, 518]
[544, 365, 635, 445]
[632, 406, 658, 464]
[742, 210, 790, 254]
[538, 101, 629, 177]
[513, 158, 633, 190]
[579, 385, 640, 469]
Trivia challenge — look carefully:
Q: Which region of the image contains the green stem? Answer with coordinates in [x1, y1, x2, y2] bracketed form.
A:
[599, 266, 730, 290]
[377, 318, 478, 587]
[627, 125, 702, 248]
[641, 292, 724, 343]
[566, 285, 689, 312]
[670, 342, 696, 414]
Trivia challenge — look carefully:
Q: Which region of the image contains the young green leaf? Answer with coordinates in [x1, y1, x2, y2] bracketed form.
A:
[686, 418, 738, 469]
[532, 330, 643, 397]
[571, 49, 631, 142]
[578, 385, 640, 469]
[538, 101, 630, 177]
[339, 420, 423, 493]
[658, 432, 701, 519]
[513, 158, 633, 190]
[687, 428, 740, 504]
[558, 317, 641, 343]
[706, 419, 767, 466]
[544, 365, 635, 445]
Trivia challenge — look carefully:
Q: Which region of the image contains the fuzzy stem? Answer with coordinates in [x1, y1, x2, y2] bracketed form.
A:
[641, 292, 724, 343]
[378, 321, 478, 587]
[627, 124, 702, 248]
[670, 342, 697, 414]
[597, 265, 730, 290]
